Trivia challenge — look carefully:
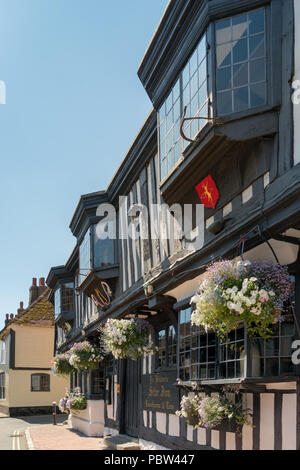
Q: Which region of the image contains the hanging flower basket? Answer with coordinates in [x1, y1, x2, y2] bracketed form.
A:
[68, 341, 104, 371]
[175, 394, 202, 428]
[191, 259, 292, 339]
[101, 318, 157, 360]
[176, 394, 252, 431]
[51, 353, 75, 376]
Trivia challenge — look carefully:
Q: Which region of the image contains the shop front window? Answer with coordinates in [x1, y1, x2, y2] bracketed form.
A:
[178, 274, 296, 382]
[179, 308, 217, 381]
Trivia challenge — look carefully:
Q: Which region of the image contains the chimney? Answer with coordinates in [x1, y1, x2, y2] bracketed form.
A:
[38, 277, 47, 297]
[29, 277, 38, 305]
[5, 313, 9, 326]
[17, 301, 25, 316]
[10, 314, 14, 320]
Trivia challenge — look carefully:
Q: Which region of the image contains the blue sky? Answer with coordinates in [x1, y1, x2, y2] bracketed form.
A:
[0, 0, 167, 325]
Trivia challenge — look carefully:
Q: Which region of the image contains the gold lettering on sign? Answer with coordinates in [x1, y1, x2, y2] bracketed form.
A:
[143, 373, 177, 412]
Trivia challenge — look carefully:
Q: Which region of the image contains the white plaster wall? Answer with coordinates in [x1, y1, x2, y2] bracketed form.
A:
[282, 394, 297, 450]
[242, 393, 253, 450]
[211, 430, 220, 449]
[260, 394, 275, 450]
[156, 412, 167, 434]
[70, 399, 105, 437]
[294, 0, 300, 165]
[168, 414, 180, 437]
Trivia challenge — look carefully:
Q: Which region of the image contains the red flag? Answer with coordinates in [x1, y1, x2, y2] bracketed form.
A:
[195, 175, 219, 209]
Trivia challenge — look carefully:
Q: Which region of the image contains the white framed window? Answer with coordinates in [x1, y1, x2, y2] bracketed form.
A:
[0, 373, 5, 400]
[0, 341, 6, 365]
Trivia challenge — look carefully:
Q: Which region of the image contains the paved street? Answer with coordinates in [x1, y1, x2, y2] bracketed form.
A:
[0, 415, 66, 450]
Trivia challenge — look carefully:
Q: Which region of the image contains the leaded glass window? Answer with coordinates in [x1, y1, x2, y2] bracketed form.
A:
[54, 288, 61, 318]
[218, 327, 245, 379]
[93, 222, 115, 267]
[158, 329, 166, 368]
[178, 273, 296, 382]
[61, 282, 75, 312]
[156, 324, 177, 369]
[159, 32, 208, 180]
[79, 228, 91, 284]
[179, 308, 216, 381]
[216, 8, 266, 115]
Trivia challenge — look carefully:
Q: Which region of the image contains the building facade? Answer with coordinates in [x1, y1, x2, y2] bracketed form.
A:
[0, 278, 68, 417]
[48, 0, 300, 450]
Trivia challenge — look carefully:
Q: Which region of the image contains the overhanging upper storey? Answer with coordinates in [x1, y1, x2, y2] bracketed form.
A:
[69, 190, 108, 242]
[138, 0, 293, 189]
[138, 0, 273, 110]
[46, 263, 76, 327]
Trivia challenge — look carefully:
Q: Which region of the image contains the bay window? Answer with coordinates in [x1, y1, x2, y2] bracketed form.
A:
[216, 8, 266, 115]
[158, 7, 268, 181]
[159, 33, 208, 180]
[79, 228, 92, 284]
[54, 282, 75, 318]
[79, 224, 115, 285]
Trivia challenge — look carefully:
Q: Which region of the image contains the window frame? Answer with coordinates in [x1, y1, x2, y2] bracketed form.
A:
[0, 372, 5, 400]
[158, 5, 273, 183]
[54, 280, 75, 319]
[214, 7, 268, 117]
[0, 341, 6, 365]
[158, 30, 210, 181]
[155, 322, 178, 371]
[79, 225, 116, 287]
[31, 373, 50, 392]
[177, 270, 297, 384]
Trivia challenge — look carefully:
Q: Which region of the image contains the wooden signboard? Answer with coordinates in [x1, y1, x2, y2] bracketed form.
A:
[141, 370, 179, 413]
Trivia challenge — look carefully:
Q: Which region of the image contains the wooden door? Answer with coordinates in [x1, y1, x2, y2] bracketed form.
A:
[124, 358, 140, 437]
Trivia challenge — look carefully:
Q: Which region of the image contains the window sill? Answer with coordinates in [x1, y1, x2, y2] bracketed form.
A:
[154, 366, 177, 373]
[177, 375, 297, 390]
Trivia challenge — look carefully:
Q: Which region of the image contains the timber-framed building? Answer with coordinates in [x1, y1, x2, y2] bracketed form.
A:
[47, 0, 300, 450]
